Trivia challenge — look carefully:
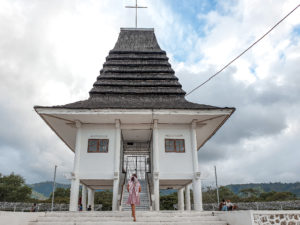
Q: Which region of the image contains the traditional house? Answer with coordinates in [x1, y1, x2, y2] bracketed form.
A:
[34, 28, 235, 212]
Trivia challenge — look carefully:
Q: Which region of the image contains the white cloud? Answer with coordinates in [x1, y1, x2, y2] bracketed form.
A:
[0, 0, 299, 186]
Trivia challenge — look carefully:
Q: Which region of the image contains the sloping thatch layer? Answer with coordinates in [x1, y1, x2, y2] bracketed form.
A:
[36, 28, 232, 110]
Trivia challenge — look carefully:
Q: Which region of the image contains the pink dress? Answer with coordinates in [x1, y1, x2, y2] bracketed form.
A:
[126, 179, 141, 205]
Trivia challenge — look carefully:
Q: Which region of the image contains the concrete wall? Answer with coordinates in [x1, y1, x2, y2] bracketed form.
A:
[217, 210, 300, 225]
[78, 124, 116, 179]
[158, 124, 193, 180]
[77, 123, 195, 181]
[252, 210, 300, 225]
[217, 211, 253, 225]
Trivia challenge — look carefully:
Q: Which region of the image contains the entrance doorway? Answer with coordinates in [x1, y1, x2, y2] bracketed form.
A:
[123, 142, 151, 180]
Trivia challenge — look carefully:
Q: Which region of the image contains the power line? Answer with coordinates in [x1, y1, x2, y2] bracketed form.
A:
[185, 4, 300, 97]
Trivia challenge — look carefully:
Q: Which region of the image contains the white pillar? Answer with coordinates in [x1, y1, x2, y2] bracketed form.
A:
[153, 119, 160, 211]
[178, 188, 184, 211]
[185, 184, 191, 211]
[112, 178, 119, 211]
[87, 187, 94, 210]
[69, 120, 82, 211]
[82, 184, 87, 211]
[191, 120, 203, 211]
[112, 119, 121, 211]
[91, 189, 95, 211]
[87, 188, 92, 207]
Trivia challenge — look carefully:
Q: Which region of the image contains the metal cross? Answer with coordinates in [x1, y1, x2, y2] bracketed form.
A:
[126, 0, 147, 28]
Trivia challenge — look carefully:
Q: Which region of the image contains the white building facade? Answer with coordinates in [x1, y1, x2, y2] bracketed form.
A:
[35, 28, 235, 212]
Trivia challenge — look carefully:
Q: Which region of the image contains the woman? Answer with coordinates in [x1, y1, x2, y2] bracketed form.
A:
[127, 174, 141, 222]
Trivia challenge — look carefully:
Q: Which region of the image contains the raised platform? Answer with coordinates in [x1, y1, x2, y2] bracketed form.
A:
[27, 211, 227, 225]
[2, 210, 300, 225]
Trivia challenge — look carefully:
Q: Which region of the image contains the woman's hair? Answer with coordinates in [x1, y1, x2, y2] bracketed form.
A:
[131, 174, 137, 182]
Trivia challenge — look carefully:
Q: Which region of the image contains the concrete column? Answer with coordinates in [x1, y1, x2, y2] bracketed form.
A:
[112, 119, 121, 211]
[153, 173, 159, 211]
[82, 184, 87, 211]
[87, 187, 94, 210]
[191, 120, 203, 211]
[178, 188, 184, 211]
[91, 189, 95, 211]
[185, 184, 191, 211]
[152, 119, 160, 211]
[69, 120, 82, 211]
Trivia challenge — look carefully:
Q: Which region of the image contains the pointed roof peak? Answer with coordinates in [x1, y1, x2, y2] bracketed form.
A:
[112, 28, 161, 52]
[35, 28, 232, 110]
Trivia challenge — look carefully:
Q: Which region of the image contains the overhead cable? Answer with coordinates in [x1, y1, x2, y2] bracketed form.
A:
[185, 4, 300, 97]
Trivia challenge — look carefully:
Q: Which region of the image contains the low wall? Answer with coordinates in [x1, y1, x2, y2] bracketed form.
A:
[204, 200, 300, 210]
[217, 210, 300, 225]
[217, 211, 252, 225]
[252, 211, 300, 225]
[0, 202, 102, 212]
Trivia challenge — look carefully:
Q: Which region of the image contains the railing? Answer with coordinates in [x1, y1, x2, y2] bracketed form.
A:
[146, 172, 153, 209]
[123, 155, 149, 180]
[119, 163, 128, 210]
[0, 202, 103, 211]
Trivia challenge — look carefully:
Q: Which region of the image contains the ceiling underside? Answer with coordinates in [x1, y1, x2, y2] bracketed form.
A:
[80, 178, 191, 190]
[80, 179, 114, 190]
[157, 179, 192, 189]
[122, 129, 152, 142]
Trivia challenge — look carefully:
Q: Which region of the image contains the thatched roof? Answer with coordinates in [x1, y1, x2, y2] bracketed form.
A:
[36, 28, 231, 110]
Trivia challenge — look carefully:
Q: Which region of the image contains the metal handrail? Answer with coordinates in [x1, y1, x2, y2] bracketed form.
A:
[119, 163, 128, 210]
[146, 172, 153, 208]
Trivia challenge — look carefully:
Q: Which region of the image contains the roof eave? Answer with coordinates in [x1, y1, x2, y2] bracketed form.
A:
[197, 107, 235, 150]
[34, 107, 75, 152]
[34, 106, 235, 115]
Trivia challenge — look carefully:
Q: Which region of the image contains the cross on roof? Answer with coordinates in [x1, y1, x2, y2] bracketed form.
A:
[125, 0, 147, 28]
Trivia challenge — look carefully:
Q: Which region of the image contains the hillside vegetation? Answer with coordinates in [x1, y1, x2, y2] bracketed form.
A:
[227, 182, 300, 197]
[29, 182, 70, 197]
[1, 172, 300, 209]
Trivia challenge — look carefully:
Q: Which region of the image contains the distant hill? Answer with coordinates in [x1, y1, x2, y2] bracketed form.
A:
[31, 190, 47, 200]
[161, 182, 300, 197]
[160, 189, 177, 196]
[28, 181, 300, 199]
[226, 182, 300, 197]
[29, 181, 70, 198]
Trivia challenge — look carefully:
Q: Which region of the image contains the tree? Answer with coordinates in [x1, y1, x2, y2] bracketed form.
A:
[260, 191, 296, 201]
[48, 187, 70, 204]
[94, 190, 112, 211]
[160, 192, 177, 210]
[0, 173, 32, 202]
[202, 186, 219, 203]
[240, 188, 259, 198]
[219, 186, 240, 202]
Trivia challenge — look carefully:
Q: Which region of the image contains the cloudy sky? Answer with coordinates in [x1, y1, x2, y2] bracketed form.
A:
[0, 0, 299, 186]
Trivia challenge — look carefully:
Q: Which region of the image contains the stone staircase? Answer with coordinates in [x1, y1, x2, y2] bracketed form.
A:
[121, 179, 150, 211]
[28, 211, 229, 225]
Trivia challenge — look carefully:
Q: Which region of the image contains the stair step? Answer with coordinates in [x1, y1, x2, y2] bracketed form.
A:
[28, 222, 227, 225]
[29, 212, 228, 225]
[36, 216, 221, 222]
[121, 180, 150, 212]
[42, 212, 216, 217]
[29, 222, 227, 225]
